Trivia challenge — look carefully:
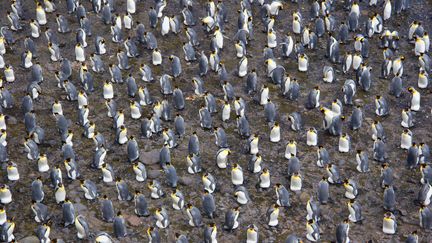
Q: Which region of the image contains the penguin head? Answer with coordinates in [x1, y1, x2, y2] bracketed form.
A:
[420, 204, 427, 212]
[64, 158, 71, 165]
[343, 179, 350, 186]
[232, 163, 239, 170]
[147, 180, 155, 189]
[384, 212, 393, 220]
[6, 162, 13, 168]
[247, 224, 256, 233]
[132, 190, 142, 198]
[147, 227, 154, 236]
[210, 222, 217, 230]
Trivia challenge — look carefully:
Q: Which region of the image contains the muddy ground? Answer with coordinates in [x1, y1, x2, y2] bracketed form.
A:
[1, 0, 432, 242]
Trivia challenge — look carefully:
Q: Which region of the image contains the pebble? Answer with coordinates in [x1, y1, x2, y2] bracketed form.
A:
[139, 149, 160, 165]
[126, 214, 142, 226]
[19, 236, 39, 243]
[148, 169, 162, 179]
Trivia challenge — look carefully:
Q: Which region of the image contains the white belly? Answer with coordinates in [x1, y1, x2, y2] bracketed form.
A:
[7, 168, 19, 181]
[268, 212, 278, 226]
[339, 139, 350, 152]
[231, 171, 244, 185]
[0, 55, 4, 68]
[290, 177, 302, 191]
[260, 176, 270, 188]
[238, 60, 248, 77]
[131, 107, 141, 119]
[267, 34, 277, 48]
[418, 76, 428, 89]
[270, 127, 280, 143]
[127, 0, 136, 13]
[0, 190, 12, 204]
[298, 59, 308, 72]
[103, 87, 114, 99]
[37, 11, 47, 25]
[307, 133, 317, 146]
[415, 42, 425, 55]
[153, 53, 162, 65]
[38, 161, 49, 172]
[98, 44, 106, 55]
[102, 170, 113, 183]
[55, 190, 66, 203]
[267, 63, 276, 77]
[236, 46, 244, 58]
[401, 134, 412, 149]
[411, 94, 420, 111]
[383, 220, 395, 234]
[161, 17, 170, 36]
[5, 70, 14, 82]
[75, 48, 85, 62]
[236, 192, 248, 205]
[222, 106, 230, 121]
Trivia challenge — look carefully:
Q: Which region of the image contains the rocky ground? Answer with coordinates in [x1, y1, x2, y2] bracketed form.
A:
[2, 0, 432, 242]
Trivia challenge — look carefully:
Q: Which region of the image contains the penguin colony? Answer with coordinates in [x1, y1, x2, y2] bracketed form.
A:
[0, 0, 430, 242]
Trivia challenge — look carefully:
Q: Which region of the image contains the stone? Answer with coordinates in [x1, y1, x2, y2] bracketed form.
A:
[299, 192, 310, 203]
[19, 236, 39, 243]
[139, 149, 160, 165]
[179, 176, 194, 186]
[74, 202, 87, 212]
[354, 99, 365, 107]
[126, 214, 142, 226]
[6, 116, 17, 125]
[148, 169, 162, 179]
